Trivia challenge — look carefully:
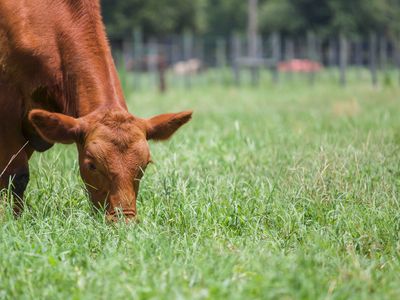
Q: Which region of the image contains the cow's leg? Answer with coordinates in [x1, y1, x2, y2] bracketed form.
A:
[0, 81, 33, 215]
[0, 131, 34, 215]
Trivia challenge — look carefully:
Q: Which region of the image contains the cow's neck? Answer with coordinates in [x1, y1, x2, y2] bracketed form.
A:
[58, 44, 126, 118]
[53, 6, 127, 118]
[60, 50, 126, 118]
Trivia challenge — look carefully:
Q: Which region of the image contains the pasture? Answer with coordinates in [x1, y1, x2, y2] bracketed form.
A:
[1, 71, 400, 299]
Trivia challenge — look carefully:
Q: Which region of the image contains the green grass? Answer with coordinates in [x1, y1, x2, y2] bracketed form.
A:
[1, 71, 400, 299]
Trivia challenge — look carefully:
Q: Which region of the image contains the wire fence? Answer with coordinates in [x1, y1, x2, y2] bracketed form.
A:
[110, 30, 400, 92]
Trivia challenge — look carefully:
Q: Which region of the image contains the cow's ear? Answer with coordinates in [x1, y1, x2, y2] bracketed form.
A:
[145, 111, 192, 141]
[29, 109, 83, 144]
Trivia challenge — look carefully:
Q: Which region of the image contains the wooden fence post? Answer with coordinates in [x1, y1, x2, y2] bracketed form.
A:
[307, 31, 317, 85]
[379, 35, 388, 70]
[284, 38, 295, 80]
[122, 38, 132, 71]
[158, 44, 166, 93]
[216, 38, 227, 84]
[133, 28, 143, 90]
[354, 37, 363, 78]
[194, 36, 205, 86]
[232, 33, 242, 86]
[247, 0, 259, 85]
[395, 34, 400, 85]
[271, 32, 281, 83]
[171, 35, 180, 65]
[339, 33, 348, 87]
[183, 30, 194, 88]
[195, 36, 205, 65]
[398, 36, 400, 85]
[369, 32, 378, 87]
[147, 39, 159, 90]
[328, 38, 336, 68]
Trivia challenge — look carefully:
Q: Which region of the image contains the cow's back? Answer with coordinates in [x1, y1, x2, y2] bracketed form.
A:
[0, 0, 107, 86]
[0, 0, 118, 151]
[1, 1, 69, 89]
[0, 0, 121, 113]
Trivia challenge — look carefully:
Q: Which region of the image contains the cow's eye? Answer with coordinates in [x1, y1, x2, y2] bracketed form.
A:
[88, 162, 97, 171]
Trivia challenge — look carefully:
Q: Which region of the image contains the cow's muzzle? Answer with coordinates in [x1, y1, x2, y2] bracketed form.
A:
[106, 209, 137, 223]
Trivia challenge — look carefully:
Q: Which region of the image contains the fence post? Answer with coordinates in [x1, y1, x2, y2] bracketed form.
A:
[171, 35, 180, 65]
[183, 30, 193, 88]
[194, 36, 205, 86]
[379, 35, 388, 70]
[271, 32, 281, 83]
[158, 44, 166, 93]
[122, 38, 132, 71]
[195, 36, 205, 63]
[247, 0, 259, 85]
[232, 33, 242, 86]
[369, 32, 378, 87]
[307, 31, 317, 85]
[147, 39, 159, 91]
[328, 38, 336, 68]
[284, 37, 295, 80]
[354, 37, 363, 78]
[216, 37, 227, 84]
[397, 35, 400, 85]
[339, 33, 348, 87]
[133, 28, 143, 90]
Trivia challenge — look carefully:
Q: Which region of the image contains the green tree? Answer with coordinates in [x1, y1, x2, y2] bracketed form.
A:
[259, 0, 306, 34]
[329, 0, 400, 36]
[259, 0, 400, 37]
[101, 0, 205, 38]
[202, 0, 247, 36]
[100, 0, 400, 38]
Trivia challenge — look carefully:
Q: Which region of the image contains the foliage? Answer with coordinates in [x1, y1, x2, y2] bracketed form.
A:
[201, 0, 247, 36]
[100, 0, 400, 38]
[1, 72, 400, 298]
[259, 0, 400, 36]
[101, 0, 205, 37]
[259, 0, 307, 34]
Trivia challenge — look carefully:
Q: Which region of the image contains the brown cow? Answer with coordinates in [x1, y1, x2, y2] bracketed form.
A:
[0, 0, 192, 221]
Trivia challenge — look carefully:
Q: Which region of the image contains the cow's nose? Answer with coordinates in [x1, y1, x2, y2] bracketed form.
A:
[106, 209, 137, 223]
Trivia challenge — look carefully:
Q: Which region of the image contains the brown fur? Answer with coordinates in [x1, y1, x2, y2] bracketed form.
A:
[0, 0, 192, 220]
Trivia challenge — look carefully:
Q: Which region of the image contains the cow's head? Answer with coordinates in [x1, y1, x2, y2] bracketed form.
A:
[28, 108, 192, 221]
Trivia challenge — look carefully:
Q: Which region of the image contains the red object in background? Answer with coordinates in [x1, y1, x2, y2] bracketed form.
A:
[278, 59, 323, 73]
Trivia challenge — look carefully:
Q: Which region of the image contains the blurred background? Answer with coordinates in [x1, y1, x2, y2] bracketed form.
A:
[100, 0, 400, 92]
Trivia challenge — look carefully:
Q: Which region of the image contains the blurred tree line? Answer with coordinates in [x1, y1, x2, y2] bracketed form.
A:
[101, 0, 400, 38]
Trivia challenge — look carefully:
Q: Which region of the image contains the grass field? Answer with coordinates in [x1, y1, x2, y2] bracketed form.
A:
[1, 72, 400, 299]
